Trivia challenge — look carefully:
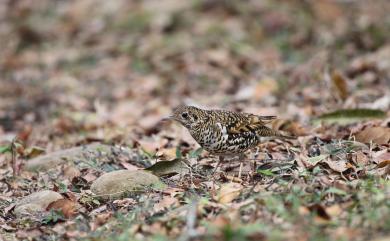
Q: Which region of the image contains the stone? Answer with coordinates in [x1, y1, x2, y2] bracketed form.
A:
[14, 190, 63, 217]
[91, 170, 165, 200]
[25, 143, 112, 171]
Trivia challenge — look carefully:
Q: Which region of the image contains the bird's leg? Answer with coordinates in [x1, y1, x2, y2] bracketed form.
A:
[252, 147, 260, 174]
[212, 156, 224, 174]
[238, 153, 245, 179]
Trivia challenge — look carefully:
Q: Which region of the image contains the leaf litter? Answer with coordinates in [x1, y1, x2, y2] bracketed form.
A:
[0, 1, 390, 241]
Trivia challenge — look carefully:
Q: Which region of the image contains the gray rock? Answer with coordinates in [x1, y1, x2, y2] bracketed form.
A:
[91, 170, 165, 200]
[25, 143, 112, 171]
[14, 190, 63, 217]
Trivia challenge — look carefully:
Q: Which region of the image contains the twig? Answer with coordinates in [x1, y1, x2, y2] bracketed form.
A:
[10, 137, 18, 176]
[178, 200, 199, 241]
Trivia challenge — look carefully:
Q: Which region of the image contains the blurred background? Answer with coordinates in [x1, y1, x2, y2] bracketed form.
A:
[0, 0, 389, 147]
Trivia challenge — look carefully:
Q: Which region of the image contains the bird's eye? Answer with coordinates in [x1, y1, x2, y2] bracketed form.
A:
[181, 112, 189, 119]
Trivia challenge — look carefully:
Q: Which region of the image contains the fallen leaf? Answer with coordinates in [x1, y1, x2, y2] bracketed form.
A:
[374, 150, 390, 164]
[352, 151, 369, 166]
[355, 126, 390, 145]
[308, 204, 330, 221]
[272, 119, 308, 136]
[23, 146, 45, 159]
[314, 109, 386, 125]
[331, 70, 348, 101]
[83, 172, 97, 182]
[323, 159, 352, 173]
[156, 147, 177, 160]
[63, 165, 81, 179]
[235, 78, 278, 101]
[47, 198, 77, 218]
[154, 196, 179, 212]
[146, 159, 189, 177]
[307, 154, 329, 165]
[0, 144, 11, 154]
[377, 160, 390, 168]
[312, 0, 342, 22]
[216, 183, 243, 204]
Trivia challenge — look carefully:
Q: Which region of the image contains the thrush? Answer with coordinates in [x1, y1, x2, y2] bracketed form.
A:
[166, 105, 295, 170]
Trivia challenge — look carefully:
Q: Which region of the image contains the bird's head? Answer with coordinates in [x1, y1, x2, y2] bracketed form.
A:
[165, 105, 204, 129]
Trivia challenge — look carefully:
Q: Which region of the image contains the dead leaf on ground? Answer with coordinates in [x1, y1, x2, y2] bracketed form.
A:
[331, 70, 349, 101]
[323, 159, 353, 173]
[272, 119, 308, 136]
[23, 146, 46, 159]
[355, 126, 390, 145]
[47, 198, 77, 218]
[154, 196, 179, 212]
[216, 183, 243, 204]
[351, 151, 369, 166]
[146, 159, 189, 177]
[303, 203, 343, 224]
[373, 150, 390, 164]
[377, 160, 390, 168]
[156, 147, 178, 160]
[314, 109, 386, 125]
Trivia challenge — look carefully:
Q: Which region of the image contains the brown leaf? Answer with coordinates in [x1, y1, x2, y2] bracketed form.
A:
[355, 126, 390, 145]
[47, 198, 77, 218]
[63, 165, 81, 180]
[374, 150, 390, 164]
[23, 146, 46, 159]
[308, 204, 330, 221]
[272, 119, 308, 136]
[156, 147, 177, 160]
[331, 70, 348, 100]
[216, 183, 242, 204]
[83, 171, 97, 183]
[16, 229, 42, 239]
[323, 159, 352, 173]
[154, 196, 179, 212]
[312, 0, 343, 22]
[17, 125, 32, 142]
[377, 160, 390, 168]
[351, 151, 369, 166]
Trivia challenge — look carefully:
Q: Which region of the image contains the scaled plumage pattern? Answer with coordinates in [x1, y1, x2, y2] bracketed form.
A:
[168, 105, 294, 156]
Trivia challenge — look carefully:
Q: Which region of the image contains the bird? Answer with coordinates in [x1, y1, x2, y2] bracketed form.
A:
[165, 105, 295, 172]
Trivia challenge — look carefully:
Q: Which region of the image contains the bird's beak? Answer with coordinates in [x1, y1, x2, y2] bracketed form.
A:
[161, 115, 173, 122]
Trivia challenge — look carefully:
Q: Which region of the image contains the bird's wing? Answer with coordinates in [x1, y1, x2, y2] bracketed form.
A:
[226, 114, 276, 134]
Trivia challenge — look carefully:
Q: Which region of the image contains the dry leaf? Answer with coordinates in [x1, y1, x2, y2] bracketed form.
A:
[312, 0, 342, 22]
[63, 165, 81, 179]
[272, 119, 308, 136]
[323, 159, 352, 173]
[216, 183, 243, 204]
[235, 78, 277, 101]
[373, 150, 390, 164]
[352, 151, 369, 166]
[331, 70, 348, 100]
[156, 147, 177, 160]
[146, 159, 189, 177]
[377, 160, 390, 168]
[355, 126, 390, 145]
[154, 196, 179, 212]
[47, 198, 77, 218]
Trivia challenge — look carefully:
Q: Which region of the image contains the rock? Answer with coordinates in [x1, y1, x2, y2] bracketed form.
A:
[25, 143, 112, 171]
[14, 190, 63, 217]
[91, 170, 165, 200]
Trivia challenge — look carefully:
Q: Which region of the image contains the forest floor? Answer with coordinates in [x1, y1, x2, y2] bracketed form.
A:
[0, 1, 390, 240]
